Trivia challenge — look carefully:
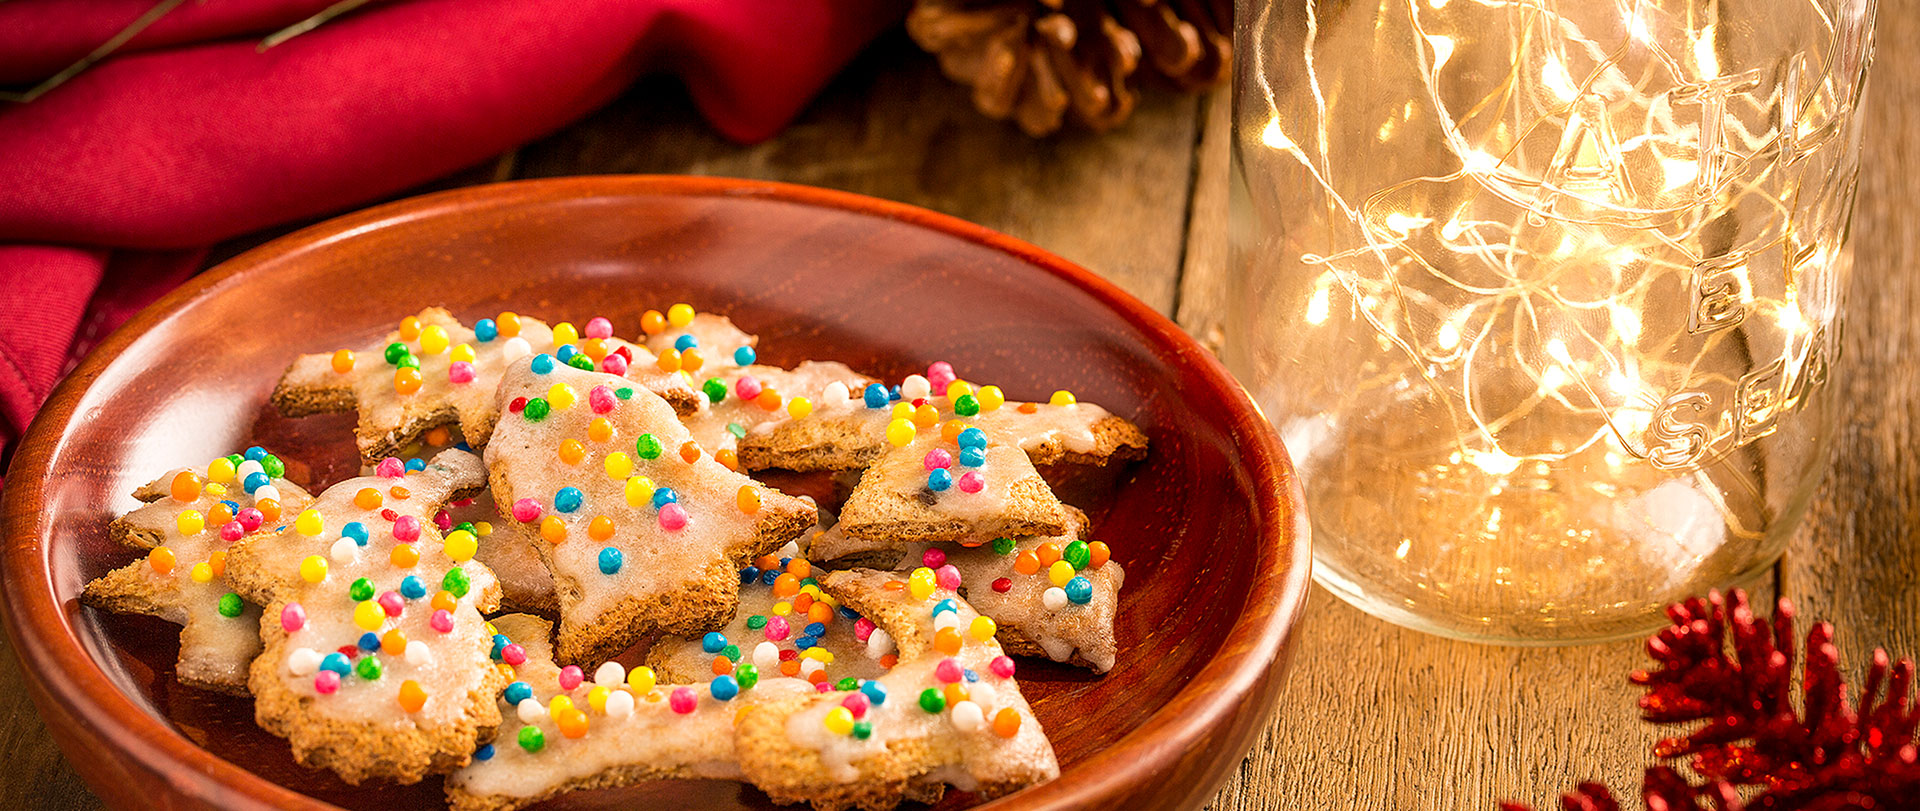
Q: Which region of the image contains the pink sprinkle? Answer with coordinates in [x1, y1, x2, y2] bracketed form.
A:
[378, 591, 405, 617]
[935, 564, 962, 591]
[220, 522, 246, 542]
[764, 616, 791, 642]
[376, 457, 405, 478]
[511, 498, 542, 523]
[957, 472, 985, 494]
[433, 510, 453, 531]
[658, 503, 689, 532]
[927, 361, 956, 394]
[734, 376, 762, 401]
[853, 618, 875, 642]
[599, 353, 629, 376]
[392, 515, 421, 543]
[989, 656, 1016, 679]
[935, 658, 963, 684]
[430, 609, 454, 633]
[589, 385, 617, 413]
[558, 665, 584, 690]
[815, 681, 833, 693]
[840, 693, 869, 719]
[585, 317, 613, 340]
[921, 549, 947, 569]
[501, 644, 526, 666]
[448, 361, 476, 384]
[452, 497, 476, 507]
[280, 603, 306, 633]
[669, 687, 697, 714]
[922, 449, 952, 470]
[237, 508, 264, 532]
[314, 670, 340, 694]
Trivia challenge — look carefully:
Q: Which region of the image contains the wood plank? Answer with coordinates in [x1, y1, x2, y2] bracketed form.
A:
[1176, 87, 1231, 354]
[515, 33, 1201, 315]
[0, 632, 96, 811]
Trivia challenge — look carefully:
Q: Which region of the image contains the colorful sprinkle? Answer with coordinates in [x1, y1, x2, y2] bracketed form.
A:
[669, 686, 697, 714]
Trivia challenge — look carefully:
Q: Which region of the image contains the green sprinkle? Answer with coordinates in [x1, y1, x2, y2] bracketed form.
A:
[217, 593, 244, 618]
[355, 656, 382, 680]
[260, 455, 285, 478]
[1064, 540, 1092, 570]
[635, 434, 663, 459]
[852, 720, 873, 739]
[835, 677, 858, 692]
[616, 387, 635, 400]
[225, 453, 244, 467]
[518, 725, 545, 752]
[703, 378, 728, 403]
[442, 567, 471, 598]
[735, 664, 759, 690]
[567, 355, 596, 371]
[953, 394, 980, 416]
[396, 354, 421, 370]
[455, 522, 476, 535]
[384, 342, 411, 365]
[523, 398, 550, 421]
[726, 422, 746, 439]
[918, 688, 945, 714]
[722, 644, 741, 662]
[350, 577, 375, 602]
[991, 537, 1016, 555]
[746, 614, 767, 630]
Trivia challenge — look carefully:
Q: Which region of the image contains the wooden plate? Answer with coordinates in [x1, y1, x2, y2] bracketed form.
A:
[0, 176, 1310, 810]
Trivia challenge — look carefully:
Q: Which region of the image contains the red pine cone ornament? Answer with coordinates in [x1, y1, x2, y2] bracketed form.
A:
[906, 0, 1231, 136]
[1503, 590, 1920, 811]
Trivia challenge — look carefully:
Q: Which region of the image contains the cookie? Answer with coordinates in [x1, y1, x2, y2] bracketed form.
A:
[484, 357, 816, 665]
[81, 448, 314, 694]
[734, 568, 1059, 810]
[272, 308, 698, 463]
[446, 491, 557, 615]
[682, 361, 876, 459]
[839, 422, 1073, 545]
[647, 551, 891, 687]
[443, 613, 822, 811]
[223, 450, 508, 784]
[641, 308, 759, 375]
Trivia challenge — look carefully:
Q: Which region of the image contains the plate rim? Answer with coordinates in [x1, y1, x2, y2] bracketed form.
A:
[0, 174, 1312, 810]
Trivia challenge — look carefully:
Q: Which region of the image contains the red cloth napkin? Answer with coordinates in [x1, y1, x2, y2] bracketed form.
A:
[0, 0, 901, 464]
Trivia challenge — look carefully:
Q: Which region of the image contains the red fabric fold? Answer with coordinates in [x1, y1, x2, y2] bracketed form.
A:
[0, 0, 902, 472]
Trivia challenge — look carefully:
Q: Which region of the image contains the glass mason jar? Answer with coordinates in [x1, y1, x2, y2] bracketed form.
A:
[1230, 0, 1877, 643]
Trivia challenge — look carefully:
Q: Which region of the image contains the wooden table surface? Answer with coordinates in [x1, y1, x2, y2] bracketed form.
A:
[4, 25, 1917, 811]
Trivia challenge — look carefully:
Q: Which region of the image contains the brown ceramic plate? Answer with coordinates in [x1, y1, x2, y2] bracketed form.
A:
[1, 176, 1309, 810]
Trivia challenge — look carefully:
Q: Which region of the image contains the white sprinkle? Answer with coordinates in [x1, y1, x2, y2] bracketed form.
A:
[822, 381, 850, 404]
[235, 460, 265, 481]
[901, 375, 932, 401]
[287, 647, 321, 676]
[933, 612, 964, 632]
[605, 689, 635, 719]
[251, 484, 280, 505]
[594, 661, 626, 688]
[754, 641, 780, 671]
[950, 700, 985, 733]
[866, 628, 894, 659]
[799, 658, 825, 678]
[778, 540, 801, 558]
[517, 697, 547, 724]
[405, 640, 432, 667]
[329, 538, 358, 563]
[502, 336, 534, 362]
[1042, 587, 1069, 611]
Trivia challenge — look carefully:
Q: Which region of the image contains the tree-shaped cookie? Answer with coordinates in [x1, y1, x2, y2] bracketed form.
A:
[223, 450, 506, 784]
[836, 425, 1072, 545]
[273, 308, 698, 463]
[82, 448, 313, 694]
[484, 357, 817, 665]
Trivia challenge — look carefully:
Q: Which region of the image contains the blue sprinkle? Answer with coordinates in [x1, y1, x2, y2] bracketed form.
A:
[959, 447, 987, 468]
[838, 606, 860, 620]
[740, 566, 761, 585]
[474, 743, 496, 761]
[651, 487, 677, 509]
[860, 681, 887, 706]
[931, 599, 957, 617]
[504, 681, 533, 704]
[964, 668, 979, 683]
[889, 385, 902, 401]
[244, 446, 267, 461]
[556, 344, 579, 363]
[598, 547, 623, 575]
[530, 353, 556, 374]
[491, 633, 510, 658]
[733, 346, 756, 366]
[358, 632, 381, 652]
[927, 468, 953, 492]
[320, 653, 351, 675]
[400, 575, 427, 599]
[220, 499, 241, 515]
[958, 427, 987, 450]
[454, 441, 474, 452]
[778, 557, 792, 568]
[342, 521, 369, 546]
[862, 384, 889, 409]
[242, 472, 271, 494]
[406, 457, 426, 472]
[474, 318, 498, 342]
[710, 675, 739, 701]
[795, 635, 818, 650]
[804, 622, 826, 637]
[674, 334, 698, 351]
[702, 632, 728, 653]
[554, 486, 584, 513]
[760, 569, 780, 586]
[1066, 576, 1094, 604]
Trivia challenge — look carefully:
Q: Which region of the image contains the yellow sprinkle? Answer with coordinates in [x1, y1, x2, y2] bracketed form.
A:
[978, 385, 1005, 412]
[419, 324, 449, 355]
[353, 600, 384, 631]
[627, 666, 657, 693]
[667, 303, 695, 328]
[588, 685, 610, 714]
[604, 452, 634, 480]
[801, 648, 834, 663]
[947, 381, 974, 400]
[969, 615, 997, 641]
[890, 402, 912, 420]
[552, 322, 579, 346]
[203, 483, 227, 497]
[451, 343, 476, 363]
[823, 706, 854, 735]
[1048, 560, 1075, 586]
[772, 601, 792, 616]
[299, 555, 328, 583]
[189, 562, 214, 584]
[175, 510, 204, 536]
[547, 383, 578, 410]
[207, 457, 236, 483]
[886, 419, 916, 448]
[549, 695, 574, 715]
[294, 509, 324, 537]
[624, 476, 655, 508]
[908, 567, 936, 601]
[787, 397, 812, 419]
[443, 530, 478, 563]
[475, 521, 493, 537]
[1050, 390, 1077, 406]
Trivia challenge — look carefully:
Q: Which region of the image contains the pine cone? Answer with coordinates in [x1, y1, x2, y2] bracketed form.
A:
[907, 0, 1231, 136]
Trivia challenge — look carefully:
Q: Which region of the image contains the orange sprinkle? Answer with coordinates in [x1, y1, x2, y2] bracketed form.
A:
[540, 516, 568, 544]
[807, 669, 829, 685]
[559, 439, 587, 465]
[581, 338, 608, 362]
[588, 417, 614, 443]
[942, 683, 970, 706]
[715, 448, 738, 471]
[432, 591, 458, 612]
[755, 554, 779, 571]
[381, 629, 408, 655]
[424, 425, 451, 447]
[912, 403, 939, 428]
[640, 309, 666, 335]
[207, 503, 235, 527]
[208, 550, 227, 578]
[736, 485, 760, 514]
[394, 367, 423, 395]
[941, 421, 968, 443]
[1013, 551, 1040, 575]
[934, 628, 963, 655]
[389, 485, 411, 500]
[793, 593, 814, 613]
[391, 544, 420, 568]
[711, 656, 733, 676]
[772, 573, 800, 598]
[148, 546, 176, 575]
[992, 707, 1022, 738]
[354, 487, 383, 510]
[1037, 542, 1062, 567]
[170, 471, 202, 503]
[497, 311, 522, 338]
[679, 441, 701, 463]
[556, 709, 589, 739]
[755, 389, 782, 411]
[331, 349, 355, 374]
[780, 660, 801, 677]
[879, 653, 898, 669]
[398, 680, 428, 713]
[1018, 402, 1039, 414]
[257, 498, 282, 522]
[588, 515, 615, 541]
[807, 602, 834, 625]
[787, 559, 811, 579]
[656, 348, 682, 373]
[398, 316, 421, 341]
[883, 580, 906, 591]
[1088, 541, 1111, 569]
[680, 349, 705, 373]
